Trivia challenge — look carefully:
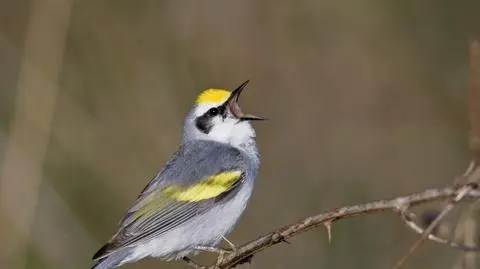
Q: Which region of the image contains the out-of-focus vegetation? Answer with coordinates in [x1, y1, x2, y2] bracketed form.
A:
[1, 1, 480, 269]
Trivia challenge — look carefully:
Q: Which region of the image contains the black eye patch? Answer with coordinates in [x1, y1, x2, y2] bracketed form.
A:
[195, 114, 212, 134]
[215, 105, 226, 117]
[195, 105, 226, 134]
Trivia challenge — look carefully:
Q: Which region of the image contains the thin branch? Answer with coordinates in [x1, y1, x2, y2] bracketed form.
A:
[198, 184, 480, 269]
[399, 209, 480, 251]
[392, 184, 474, 269]
[392, 159, 480, 269]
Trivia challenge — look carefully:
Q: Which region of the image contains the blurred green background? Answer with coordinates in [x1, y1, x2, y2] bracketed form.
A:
[1, 1, 480, 269]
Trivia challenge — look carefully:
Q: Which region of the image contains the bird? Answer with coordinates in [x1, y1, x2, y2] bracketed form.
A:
[91, 81, 264, 269]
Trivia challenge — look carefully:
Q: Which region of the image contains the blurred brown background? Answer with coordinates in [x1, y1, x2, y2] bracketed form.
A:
[1, 1, 480, 269]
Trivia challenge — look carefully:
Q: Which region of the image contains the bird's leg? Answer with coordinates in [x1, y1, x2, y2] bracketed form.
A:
[182, 257, 205, 269]
[221, 236, 237, 251]
[194, 245, 232, 266]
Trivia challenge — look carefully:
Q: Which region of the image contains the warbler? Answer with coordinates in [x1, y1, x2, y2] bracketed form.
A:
[92, 81, 264, 269]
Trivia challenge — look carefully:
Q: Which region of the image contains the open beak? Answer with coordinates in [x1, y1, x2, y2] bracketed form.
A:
[226, 80, 266, 121]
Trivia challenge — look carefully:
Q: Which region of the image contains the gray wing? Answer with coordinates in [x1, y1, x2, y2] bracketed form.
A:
[93, 140, 247, 260]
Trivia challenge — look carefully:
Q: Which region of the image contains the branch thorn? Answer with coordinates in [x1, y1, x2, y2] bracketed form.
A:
[324, 220, 333, 243]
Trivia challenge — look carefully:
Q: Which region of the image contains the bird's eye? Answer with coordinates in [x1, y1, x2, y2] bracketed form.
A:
[207, 107, 219, 116]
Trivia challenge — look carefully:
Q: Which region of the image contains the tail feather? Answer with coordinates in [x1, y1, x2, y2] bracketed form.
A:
[91, 250, 131, 269]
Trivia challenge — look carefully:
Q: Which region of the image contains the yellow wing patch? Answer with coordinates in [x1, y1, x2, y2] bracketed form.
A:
[130, 170, 242, 222]
[196, 89, 231, 104]
[162, 170, 242, 202]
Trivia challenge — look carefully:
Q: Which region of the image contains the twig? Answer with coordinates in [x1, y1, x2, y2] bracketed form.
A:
[198, 184, 480, 269]
[399, 209, 480, 251]
[391, 161, 480, 269]
[392, 184, 474, 269]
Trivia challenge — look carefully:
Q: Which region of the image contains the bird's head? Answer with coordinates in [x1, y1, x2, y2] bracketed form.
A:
[183, 81, 264, 147]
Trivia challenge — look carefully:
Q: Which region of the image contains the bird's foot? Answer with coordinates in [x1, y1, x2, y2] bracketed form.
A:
[215, 248, 230, 267]
[194, 245, 233, 267]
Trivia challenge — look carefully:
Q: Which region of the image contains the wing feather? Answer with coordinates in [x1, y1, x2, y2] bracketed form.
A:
[93, 142, 246, 260]
[120, 171, 242, 245]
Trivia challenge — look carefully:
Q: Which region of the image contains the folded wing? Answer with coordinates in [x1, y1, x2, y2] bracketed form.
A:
[93, 141, 245, 260]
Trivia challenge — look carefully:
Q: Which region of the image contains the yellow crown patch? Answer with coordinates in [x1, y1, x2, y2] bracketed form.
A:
[196, 89, 231, 104]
